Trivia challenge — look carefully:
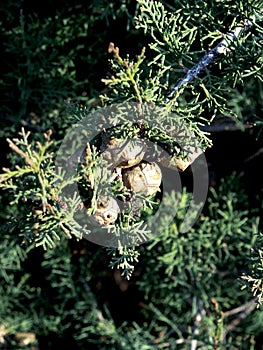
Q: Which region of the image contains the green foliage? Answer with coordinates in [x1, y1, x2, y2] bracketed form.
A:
[0, 0, 263, 348]
[2, 174, 260, 349]
[242, 231, 263, 306]
[0, 0, 135, 136]
[134, 176, 261, 349]
[134, 0, 263, 123]
[0, 128, 84, 250]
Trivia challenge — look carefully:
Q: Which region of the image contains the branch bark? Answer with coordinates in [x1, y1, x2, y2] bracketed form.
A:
[164, 17, 256, 104]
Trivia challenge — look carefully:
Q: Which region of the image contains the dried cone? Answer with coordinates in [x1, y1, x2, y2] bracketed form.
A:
[159, 149, 203, 171]
[122, 162, 162, 196]
[101, 138, 146, 169]
[93, 195, 120, 226]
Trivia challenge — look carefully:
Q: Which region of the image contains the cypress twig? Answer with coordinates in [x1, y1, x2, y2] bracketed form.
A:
[164, 16, 256, 104]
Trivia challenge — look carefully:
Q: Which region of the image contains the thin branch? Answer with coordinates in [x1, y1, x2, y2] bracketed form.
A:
[244, 147, 263, 163]
[6, 138, 36, 170]
[81, 278, 114, 332]
[37, 170, 48, 212]
[199, 119, 254, 132]
[223, 298, 257, 336]
[107, 42, 144, 108]
[191, 299, 203, 350]
[223, 297, 257, 318]
[164, 16, 256, 104]
[151, 336, 200, 348]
